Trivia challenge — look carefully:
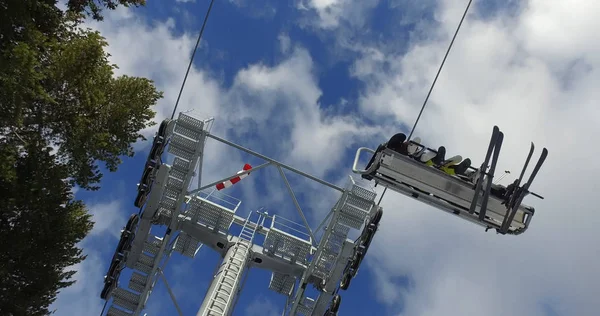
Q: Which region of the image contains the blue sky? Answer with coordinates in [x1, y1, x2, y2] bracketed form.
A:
[52, 1, 600, 316]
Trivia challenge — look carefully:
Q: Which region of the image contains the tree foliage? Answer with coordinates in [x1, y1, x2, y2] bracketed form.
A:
[0, 0, 161, 314]
[0, 138, 93, 316]
[67, 0, 146, 21]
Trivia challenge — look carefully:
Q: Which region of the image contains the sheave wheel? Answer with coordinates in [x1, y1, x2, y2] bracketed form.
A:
[126, 213, 139, 231]
[331, 294, 341, 312]
[100, 278, 116, 300]
[371, 209, 383, 225]
[340, 273, 351, 290]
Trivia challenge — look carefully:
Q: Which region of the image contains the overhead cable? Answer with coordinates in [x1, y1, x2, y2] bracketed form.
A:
[407, 0, 473, 141]
[170, 0, 216, 120]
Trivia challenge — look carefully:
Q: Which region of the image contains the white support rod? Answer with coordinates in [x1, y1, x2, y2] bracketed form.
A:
[276, 166, 317, 246]
[282, 295, 290, 316]
[196, 145, 205, 195]
[314, 210, 333, 236]
[206, 133, 344, 193]
[159, 268, 184, 316]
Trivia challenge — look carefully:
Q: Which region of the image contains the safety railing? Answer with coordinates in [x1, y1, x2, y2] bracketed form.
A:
[196, 188, 241, 213]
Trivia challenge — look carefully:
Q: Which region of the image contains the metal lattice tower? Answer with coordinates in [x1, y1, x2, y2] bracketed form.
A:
[100, 112, 382, 316]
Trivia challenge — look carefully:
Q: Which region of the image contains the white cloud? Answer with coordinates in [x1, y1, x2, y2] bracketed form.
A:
[229, 46, 381, 176]
[88, 200, 128, 239]
[52, 249, 107, 315]
[278, 33, 291, 54]
[228, 0, 278, 19]
[297, 0, 380, 29]
[245, 296, 281, 316]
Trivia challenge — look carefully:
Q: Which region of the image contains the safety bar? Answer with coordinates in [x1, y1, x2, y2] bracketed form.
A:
[352, 147, 376, 175]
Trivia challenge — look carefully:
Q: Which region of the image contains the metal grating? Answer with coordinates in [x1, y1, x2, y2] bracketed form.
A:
[263, 229, 311, 264]
[169, 168, 186, 182]
[346, 194, 373, 213]
[160, 192, 178, 210]
[167, 176, 184, 191]
[349, 182, 377, 202]
[168, 145, 194, 161]
[107, 306, 133, 316]
[322, 239, 343, 255]
[133, 261, 152, 275]
[327, 231, 347, 245]
[138, 253, 155, 267]
[174, 233, 203, 258]
[172, 157, 191, 171]
[189, 197, 235, 233]
[268, 272, 295, 296]
[112, 288, 141, 312]
[170, 134, 197, 153]
[314, 251, 338, 278]
[142, 236, 163, 255]
[337, 193, 371, 230]
[113, 298, 136, 313]
[184, 242, 202, 258]
[338, 211, 365, 230]
[177, 113, 205, 132]
[174, 123, 201, 140]
[173, 234, 186, 254]
[184, 201, 199, 219]
[297, 297, 316, 316]
[128, 272, 147, 293]
[331, 222, 350, 237]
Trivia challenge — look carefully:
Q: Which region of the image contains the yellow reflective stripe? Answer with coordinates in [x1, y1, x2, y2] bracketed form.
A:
[440, 166, 455, 175]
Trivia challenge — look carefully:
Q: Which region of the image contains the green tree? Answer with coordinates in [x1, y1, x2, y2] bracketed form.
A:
[0, 138, 93, 316]
[2, 7, 161, 190]
[66, 0, 147, 21]
[0, 1, 162, 314]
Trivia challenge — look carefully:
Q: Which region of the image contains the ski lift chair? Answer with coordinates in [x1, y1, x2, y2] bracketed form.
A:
[352, 127, 540, 235]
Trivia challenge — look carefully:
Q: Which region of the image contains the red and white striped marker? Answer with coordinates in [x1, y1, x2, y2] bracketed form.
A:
[215, 163, 252, 191]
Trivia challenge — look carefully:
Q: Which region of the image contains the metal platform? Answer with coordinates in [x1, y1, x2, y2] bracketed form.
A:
[187, 193, 239, 234]
[107, 306, 133, 316]
[269, 272, 295, 296]
[173, 232, 203, 258]
[263, 214, 313, 265]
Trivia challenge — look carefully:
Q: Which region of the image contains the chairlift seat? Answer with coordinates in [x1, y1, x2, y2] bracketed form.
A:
[356, 148, 534, 234]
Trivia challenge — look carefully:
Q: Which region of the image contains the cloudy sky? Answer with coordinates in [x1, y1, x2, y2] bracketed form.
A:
[52, 0, 600, 315]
